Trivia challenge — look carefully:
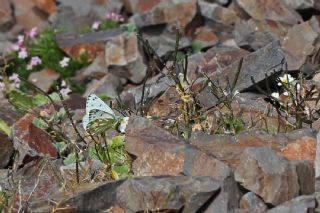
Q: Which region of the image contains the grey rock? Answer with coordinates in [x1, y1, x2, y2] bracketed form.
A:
[240, 192, 267, 212]
[117, 176, 221, 213]
[267, 195, 315, 213]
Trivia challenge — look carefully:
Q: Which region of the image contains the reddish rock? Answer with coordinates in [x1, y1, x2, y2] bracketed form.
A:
[278, 136, 316, 163]
[282, 18, 320, 70]
[193, 26, 219, 48]
[236, 0, 302, 25]
[12, 106, 58, 165]
[123, 0, 161, 13]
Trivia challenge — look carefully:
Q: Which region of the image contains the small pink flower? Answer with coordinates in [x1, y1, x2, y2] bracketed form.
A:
[9, 74, 20, 89]
[59, 57, 70, 68]
[60, 87, 71, 97]
[29, 27, 38, 39]
[27, 56, 42, 70]
[105, 12, 124, 22]
[0, 82, 6, 92]
[18, 48, 28, 59]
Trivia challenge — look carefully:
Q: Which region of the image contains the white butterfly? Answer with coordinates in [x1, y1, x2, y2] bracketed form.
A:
[82, 94, 119, 131]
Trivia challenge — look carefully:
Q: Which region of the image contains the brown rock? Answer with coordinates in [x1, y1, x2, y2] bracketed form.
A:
[199, 0, 238, 26]
[235, 147, 300, 205]
[123, 0, 162, 13]
[282, 18, 320, 70]
[12, 106, 58, 165]
[28, 69, 60, 93]
[191, 128, 317, 168]
[236, 0, 302, 25]
[193, 26, 219, 48]
[0, 0, 14, 32]
[278, 136, 316, 163]
[292, 160, 314, 195]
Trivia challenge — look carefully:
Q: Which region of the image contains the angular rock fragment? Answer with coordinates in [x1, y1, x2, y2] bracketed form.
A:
[0, 0, 15, 32]
[28, 69, 60, 93]
[236, 0, 302, 25]
[199, 0, 238, 26]
[267, 195, 315, 213]
[282, 18, 320, 70]
[240, 192, 267, 212]
[235, 147, 310, 205]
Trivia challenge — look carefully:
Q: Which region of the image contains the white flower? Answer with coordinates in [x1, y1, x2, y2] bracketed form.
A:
[282, 91, 289, 96]
[91, 21, 101, 30]
[60, 87, 71, 97]
[278, 74, 295, 86]
[18, 48, 28, 59]
[271, 92, 280, 99]
[118, 117, 129, 133]
[59, 57, 70, 68]
[296, 83, 301, 91]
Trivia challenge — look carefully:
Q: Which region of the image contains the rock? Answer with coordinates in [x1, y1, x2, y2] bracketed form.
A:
[123, 0, 162, 13]
[193, 26, 219, 49]
[239, 192, 267, 212]
[120, 74, 174, 108]
[206, 41, 285, 92]
[53, 0, 123, 33]
[28, 69, 60, 93]
[267, 195, 315, 213]
[0, 0, 15, 32]
[125, 116, 240, 212]
[291, 160, 314, 195]
[315, 132, 320, 206]
[235, 0, 302, 25]
[199, 0, 238, 26]
[12, 106, 58, 165]
[11, 0, 49, 30]
[282, 18, 320, 70]
[235, 147, 313, 205]
[191, 128, 317, 168]
[57, 30, 147, 83]
[278, 136, 316, 163]
[234, 19, 279, 51]
[130, 0, 197, 32]
[106, 33, 147, 83]
[84, 73, 125, 98]
[57, 176, 221, 212]
[282, 0, 315, 10]
[117, 176, 220, 212]
[79, 54, 108, 79]
[12, 159, 62, 212]
[0, 100, 21, 168]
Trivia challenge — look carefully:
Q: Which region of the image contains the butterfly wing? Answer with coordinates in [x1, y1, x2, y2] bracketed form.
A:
[83, 94, 118, 133]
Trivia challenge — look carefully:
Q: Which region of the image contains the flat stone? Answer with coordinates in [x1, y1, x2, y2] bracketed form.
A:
[278, 136, 316, 163]
[239, 192, 267, 212]
[130, 0, 197, 31]
[28, 69, 60, 93]
[282, 18, 320, 70]
[199, 0, 238, 26]
[291, 160, 314, 195]
[206, 41, 285, 92]
[282, 0, 315, 10]
[235, 147, 300, 205]
[12, 106, 58, 165]
[53, 0, 123, 33]
[117, 176, 221, 212]
[191, 128, 317, 168]
[236, 0, 302, 25]
[267, 195, 315, 213]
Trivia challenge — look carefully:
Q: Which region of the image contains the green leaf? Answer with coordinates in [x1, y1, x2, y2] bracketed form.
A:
[88, 146, 101, 161]
[0, 119, 11, 137]
[32, 117, 47, 129]
[63, 153, 83, 165]
[109, 135, 125, 148]
[113, 165, 130, 175]
[54, 142, 68, 154]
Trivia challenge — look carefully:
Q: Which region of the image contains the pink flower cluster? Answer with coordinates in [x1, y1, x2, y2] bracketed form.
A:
[12, 27, 39, 58]
[105, 12, 124, 22]
[0, 74, 21, 92]
[27, 56, 42, 70]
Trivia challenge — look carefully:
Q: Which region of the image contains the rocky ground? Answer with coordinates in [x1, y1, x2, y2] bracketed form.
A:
[1, 0, 320, 212]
